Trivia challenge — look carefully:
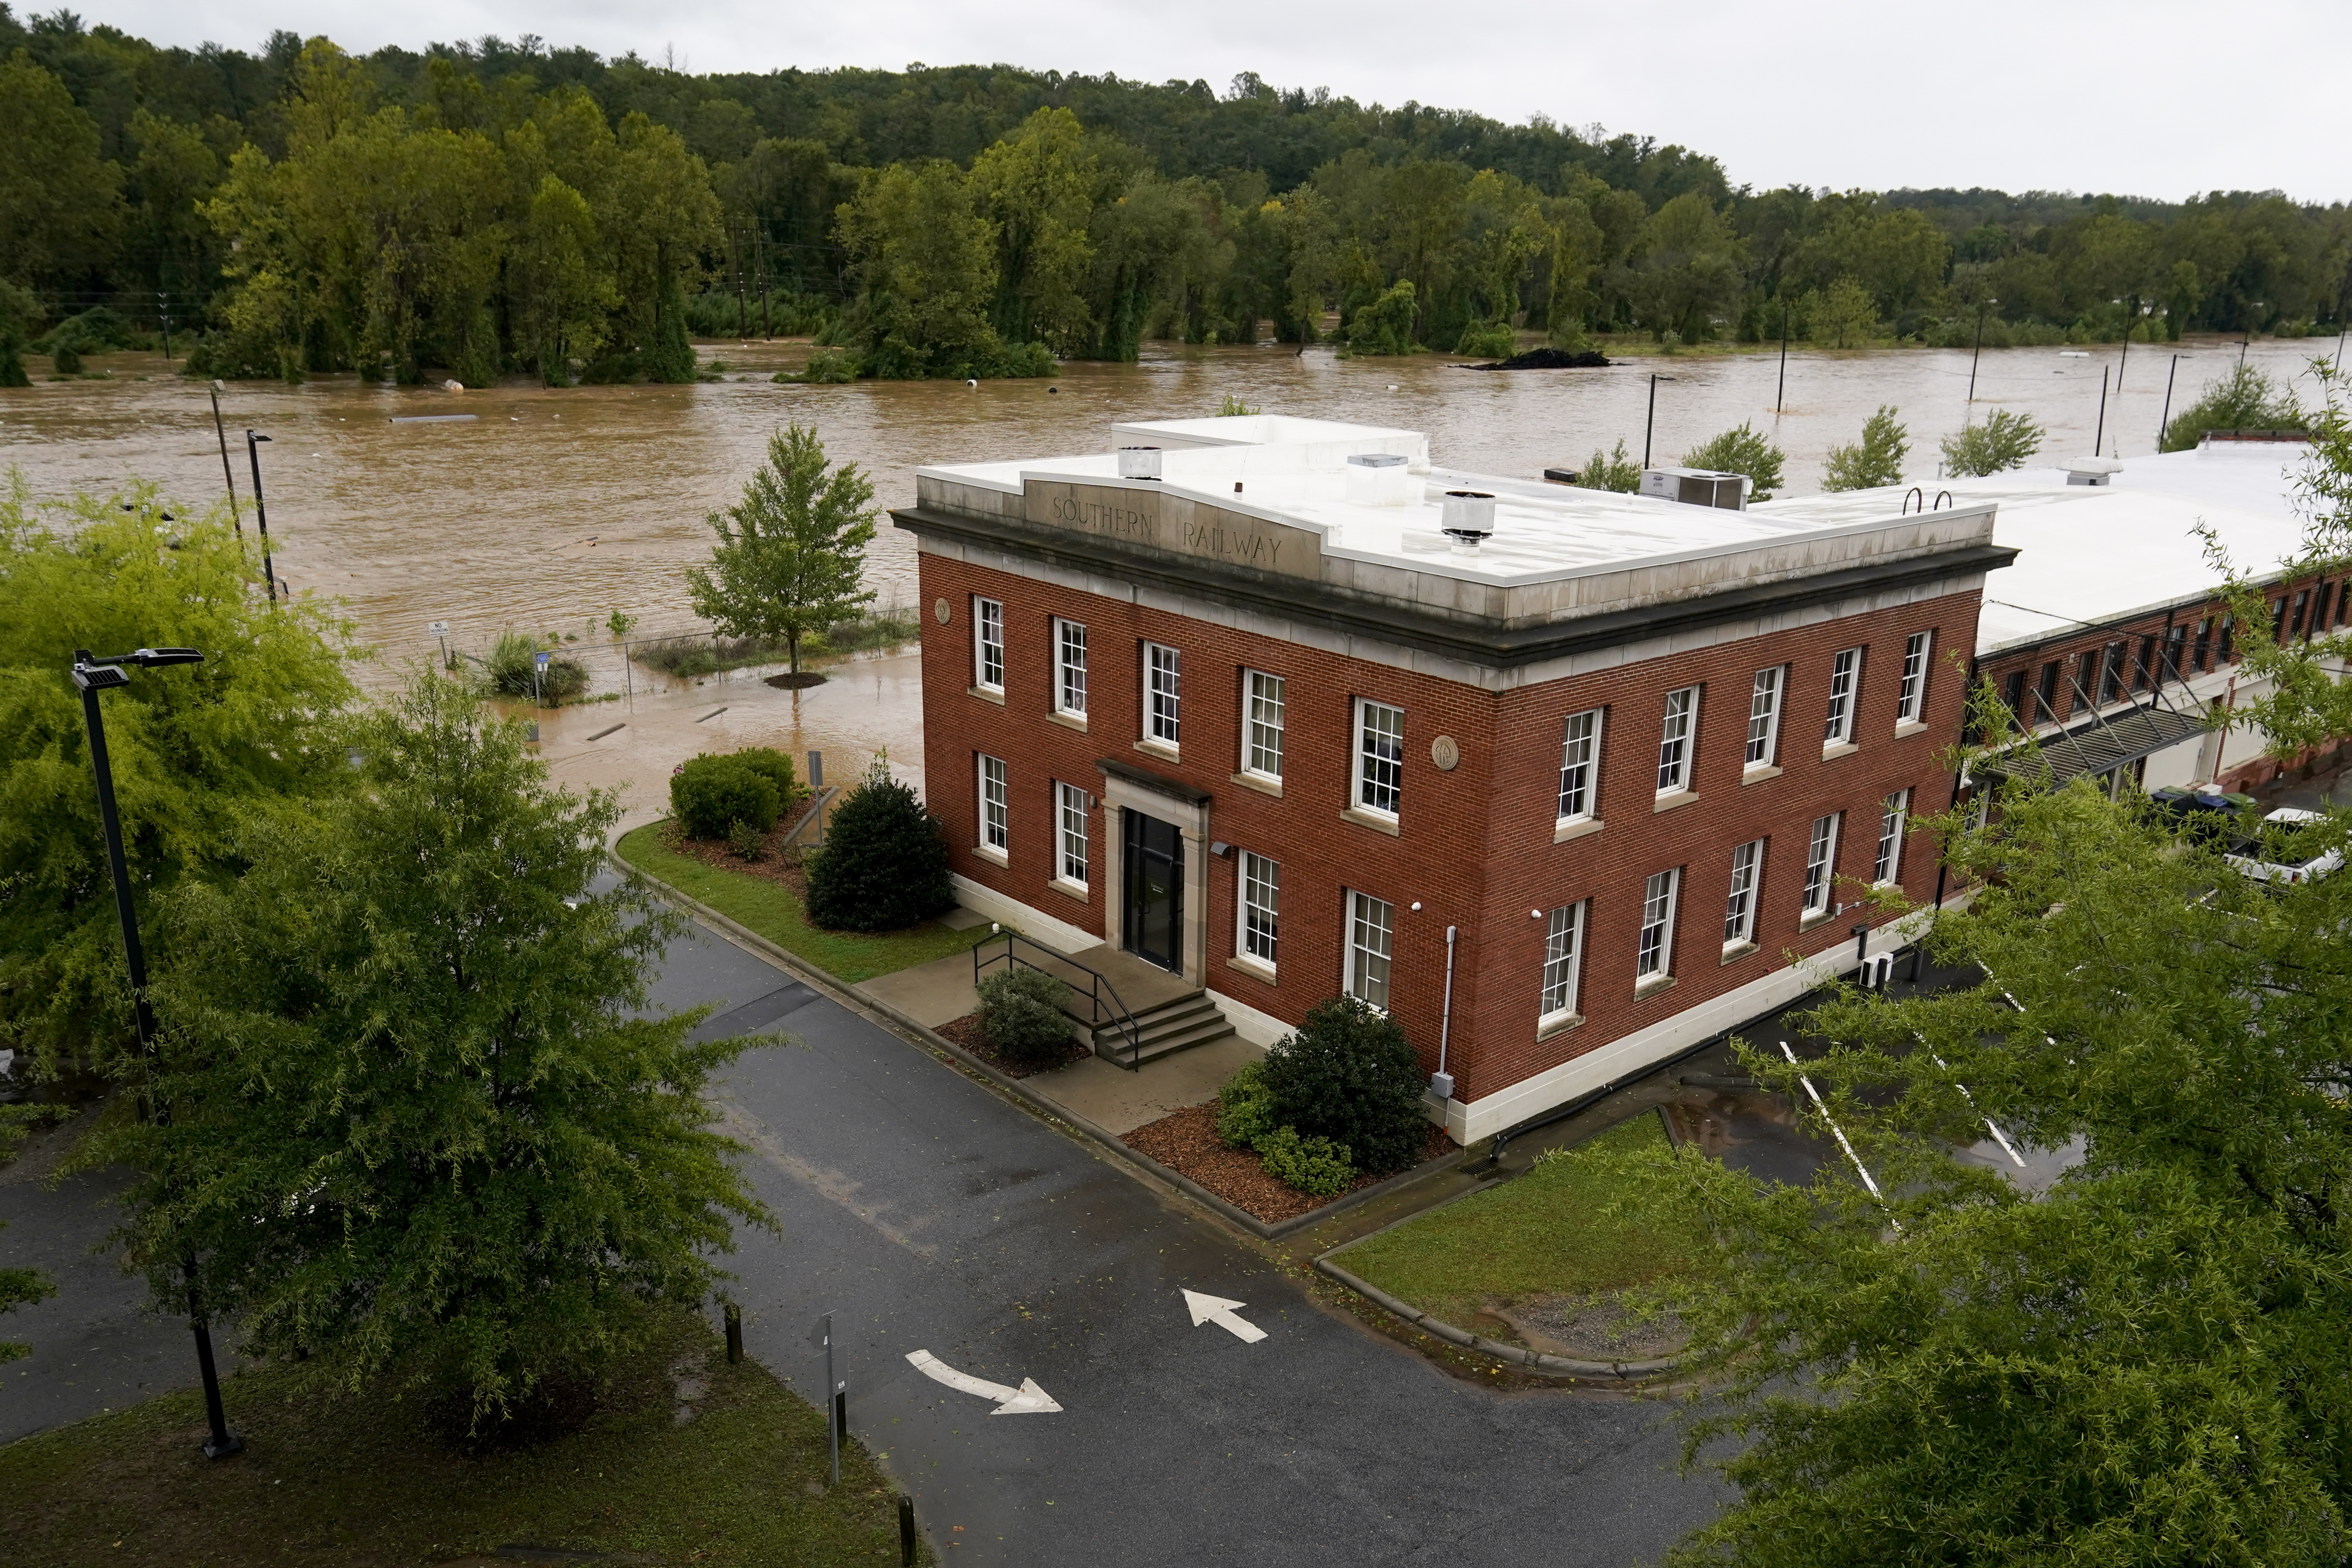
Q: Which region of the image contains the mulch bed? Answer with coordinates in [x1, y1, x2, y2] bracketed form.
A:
[762, 672, 828, 690]
[935, 1012, 1091, 1078]
[658, 814, 813, 895]
[1121, 1104, 1454, 1225]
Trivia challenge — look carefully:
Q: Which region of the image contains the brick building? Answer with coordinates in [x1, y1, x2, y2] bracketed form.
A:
[894, 417, 2014, 1143]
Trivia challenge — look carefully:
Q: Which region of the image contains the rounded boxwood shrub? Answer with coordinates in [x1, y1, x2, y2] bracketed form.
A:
[669, 753, 781, 841]
[803, 760, 953, 931]
[732, 746, 799, 805]
[1261, 997, 1428, 1175]
[1253, 1125, 1356, 1197]
[976, 967, 1076, 1067]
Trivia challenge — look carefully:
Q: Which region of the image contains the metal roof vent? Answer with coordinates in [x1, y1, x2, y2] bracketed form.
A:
[1639, 467, 1749, 510]
[1440, 490, 1496, 554]
[1346, 451, 1414, 506]
[1117, 446, 1162, 481]
[2062, 455, 2123, 486]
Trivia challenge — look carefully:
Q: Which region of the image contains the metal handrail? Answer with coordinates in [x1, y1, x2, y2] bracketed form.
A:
[972, 928, 1145, 1069]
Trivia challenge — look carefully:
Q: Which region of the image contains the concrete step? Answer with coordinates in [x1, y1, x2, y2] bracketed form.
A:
[1091, 991, 1234, 1065]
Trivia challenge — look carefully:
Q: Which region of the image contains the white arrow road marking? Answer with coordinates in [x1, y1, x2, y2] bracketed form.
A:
[1182, 1289, 1268, 1343]
[904, 1350, 1063, 1414]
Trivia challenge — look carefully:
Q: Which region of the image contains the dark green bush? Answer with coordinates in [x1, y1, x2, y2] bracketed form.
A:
[732, 746, 799, 806]
[976, 967, 1075, 1067]
[1262, 997, 1429, 1175]
[802, 760, 953, 931]
[1253, 1125, 1355, 1197]
[669, 753, 782, 841]
[1215, 1059, 1277, 1149]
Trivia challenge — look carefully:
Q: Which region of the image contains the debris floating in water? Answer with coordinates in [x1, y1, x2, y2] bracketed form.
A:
[390, 414, 479, 423]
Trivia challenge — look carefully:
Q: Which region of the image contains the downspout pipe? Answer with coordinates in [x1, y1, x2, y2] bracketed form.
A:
[1431, 925, 1457, 1102]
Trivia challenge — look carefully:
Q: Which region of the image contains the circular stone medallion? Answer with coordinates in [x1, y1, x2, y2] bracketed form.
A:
[1430, 734, 1461, 771]
[934, 597, 951, 624]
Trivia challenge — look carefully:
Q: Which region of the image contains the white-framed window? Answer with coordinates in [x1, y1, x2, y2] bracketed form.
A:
[1143, 642, 1181, 747]
[1244, 670, 1285, 780]
[1557, 708, 1603, 822]
[1724, 837, 1764, 946]
[1346, 890, 1394, 1012]
[1896, 632, 1931, 724]
[1540, 901, 1584, 1021]
[1355, 698, 1405, 817]
[1056, 781, 1089, 886]
[1636, 868, 1680, 981]
[1744, 667, 1784, 767]
[1053, 619, 1088, 716]
[1803, 812, 1842, 915]
[978, 754, 1009, 852]
[1656, 686, 1699, 794]
[1873, 789, 1910, 885]
[974, 598, 1004, 691]
[1823, 647, 1862, 746]
[1239, 851, 1279, 969]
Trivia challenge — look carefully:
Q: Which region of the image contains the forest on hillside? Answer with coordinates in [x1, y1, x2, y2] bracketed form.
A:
[3, 8, 2347, 385]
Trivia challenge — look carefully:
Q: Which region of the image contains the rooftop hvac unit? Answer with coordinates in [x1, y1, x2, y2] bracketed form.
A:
[1345, 451, 1415, 506]
[1639, 467, 1749, 510]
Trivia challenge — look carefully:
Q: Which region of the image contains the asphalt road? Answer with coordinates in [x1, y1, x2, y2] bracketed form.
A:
[4, 903, 1724, 1564]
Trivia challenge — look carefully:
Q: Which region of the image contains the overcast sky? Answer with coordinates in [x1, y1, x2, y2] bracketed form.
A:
[80, 0, 2350, 201]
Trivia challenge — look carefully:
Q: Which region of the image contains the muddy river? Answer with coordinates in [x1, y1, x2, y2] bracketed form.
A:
[2, 334, 2329, 819]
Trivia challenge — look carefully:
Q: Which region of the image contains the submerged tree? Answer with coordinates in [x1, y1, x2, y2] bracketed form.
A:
[1938, 408, 2045, 477]
[685, 423, 879, 679]
[79, 678, 770, 1426]
[1821, 404, 1909, 490]
[1684, 422, 1787, 501]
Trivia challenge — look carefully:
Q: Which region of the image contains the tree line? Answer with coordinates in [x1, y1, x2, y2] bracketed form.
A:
[3, 8, 2348, 384]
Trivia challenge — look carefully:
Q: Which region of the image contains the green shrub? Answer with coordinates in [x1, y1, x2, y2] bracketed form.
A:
[484, 631, 589, 702]
[1940, 409, 2046, 477]
[1455, 320, 1516, 359]
[1215, 1059, 1278, 1149]
[1254, 1125, 1356, 1197]
[51, 341, 81, 375]
[2160, 363, 2304, 452]
[1215, 393, 1260, 417]
[1573, 438, 1643, 494]
[725, 819, 767, 860]
[1822, 404, 1909, 491]
[778, 347, 860, 385]
[731, 746, 799, 806]
[669, 753, 782, 841]
[976, 967, 1076, 1067]
[1343, 279, 1419, 356]
[1262, 997, 1429, 1175]
[802, 757, 954, 931]
[1683, 422, 1786, 501]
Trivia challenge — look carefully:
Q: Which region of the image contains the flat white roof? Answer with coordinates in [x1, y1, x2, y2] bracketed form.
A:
[916, 419, 1988, 591]
[1755, 441, 2316, 654]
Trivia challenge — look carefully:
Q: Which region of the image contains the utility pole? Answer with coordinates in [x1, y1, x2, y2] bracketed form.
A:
[1775, 302, 1790, 414]
[244, 431, 279, 602]
[207, 381, 241, 534]
[1967, 297, 1994, 405]
[2159, 353, 2188, 451]
[758, 226, 772, 340]
[732, 220, 748, 339]
[2093, 365, 2110, 455]
[1643, 373, 1673, 470]
[71, 645, 242, 1462]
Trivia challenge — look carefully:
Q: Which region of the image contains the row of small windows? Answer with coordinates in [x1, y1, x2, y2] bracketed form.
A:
[1999, 586, 2342, 729]
[1559, 632, 1932, 826]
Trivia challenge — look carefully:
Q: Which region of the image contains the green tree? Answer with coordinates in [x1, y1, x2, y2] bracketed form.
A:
[1, 1104, 65, 1362]
[972, 107, 1098, 355]
[0, 50, 122, 287]
[1822, 405, 1908, 490]
[2161, 362, 2303, 452]
[0, 478, 357, 1075]
[1618, 192, 1744, 341]
[1808, 275, 1885, 348]
[1342, 278, 1418, 355]
[76, 677, 770, 1425]
[685, 424, 879, 678]
[803, 754, 954, 932]
[1574, 438, 1643, 493]
[0, 278, 34, 386]
[835, 159, 1031, 379]
[1939, 408, 2045, 476]
[1684, 422, 1787, 501]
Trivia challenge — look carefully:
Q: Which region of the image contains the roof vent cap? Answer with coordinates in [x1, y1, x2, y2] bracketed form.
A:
[1117, 446, 1162, 481]
[2062, 455, 2124, 486]
[1440, 490, 1497, 554]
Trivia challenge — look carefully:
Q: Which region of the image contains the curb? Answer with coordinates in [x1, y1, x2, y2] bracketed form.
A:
[1309, 1256, 1683, 1383]
[609, 844, 1459, 1243]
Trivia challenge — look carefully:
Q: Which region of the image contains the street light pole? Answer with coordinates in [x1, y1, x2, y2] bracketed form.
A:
[1776, 302, 1790, 415]
[2159, 353, 2188, 451]
[1967, 297, 1995, 405]
[1643, 373, 1673, 471]
[244, 431, 278, 602]
[71, 645, 242, 1461]
[2094, 365, 2110, 455]
[208, 382, 241, 534]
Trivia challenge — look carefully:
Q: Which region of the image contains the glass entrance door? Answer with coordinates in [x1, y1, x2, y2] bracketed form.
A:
[1122, 808, 1184, 973]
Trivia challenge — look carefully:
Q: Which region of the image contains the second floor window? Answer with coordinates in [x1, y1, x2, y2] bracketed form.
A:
[1823, 648, 1861, 746]
[974, 598, 1004, 691]
[1557, 708, 1602, 821]
[1144, 642, 1181, 746]
[1637, 868, 1680, 981]
[1745, 668, 1784, 767]
[1054, 619, 1088, 715]
[1896, 631, 1931, 724]
[978, 755, 1009, 852]
[1657, 686, 1699, 794]
[1724, 838, 1763, 946]
[1056, 782, 1089, 885]
[1240, 852, 1279, 968]
[1244, 670, 1285, 779]
[1356, 698, 1404, 816]
[1804, 812, 1841, 915]
[1873, 789, 1910, 885]
[1540, 902, 1584, 1021]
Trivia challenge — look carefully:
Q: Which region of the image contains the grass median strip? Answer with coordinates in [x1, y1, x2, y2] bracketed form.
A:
[3, 1310, 925, 1567]
[617, 821, 985, 984]
[1336, 1112, 1708, 1336]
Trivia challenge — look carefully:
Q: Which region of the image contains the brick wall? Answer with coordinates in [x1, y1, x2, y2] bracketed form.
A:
[918, 547, 1980, 1110]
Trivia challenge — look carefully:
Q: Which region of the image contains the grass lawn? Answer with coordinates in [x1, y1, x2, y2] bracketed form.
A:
[0, 1311, 925, 1567]
[1336, 1111, 1709, 1327]
[618, 822, 985, 984]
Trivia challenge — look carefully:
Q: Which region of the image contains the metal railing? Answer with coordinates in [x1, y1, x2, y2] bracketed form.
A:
[972, 928, 1144, 1069]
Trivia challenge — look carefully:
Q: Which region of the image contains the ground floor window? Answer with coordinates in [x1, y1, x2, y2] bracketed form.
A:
[1540, 902, 1584, 1021]
[1239, 851, 1279, 969]
[978, 755, 1008, 852]
[1346, 890, 1394, 1012]
[1055, 782, 1089, 886]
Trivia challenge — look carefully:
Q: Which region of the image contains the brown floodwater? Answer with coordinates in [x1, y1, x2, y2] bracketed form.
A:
[2, 333, 2331, 816]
